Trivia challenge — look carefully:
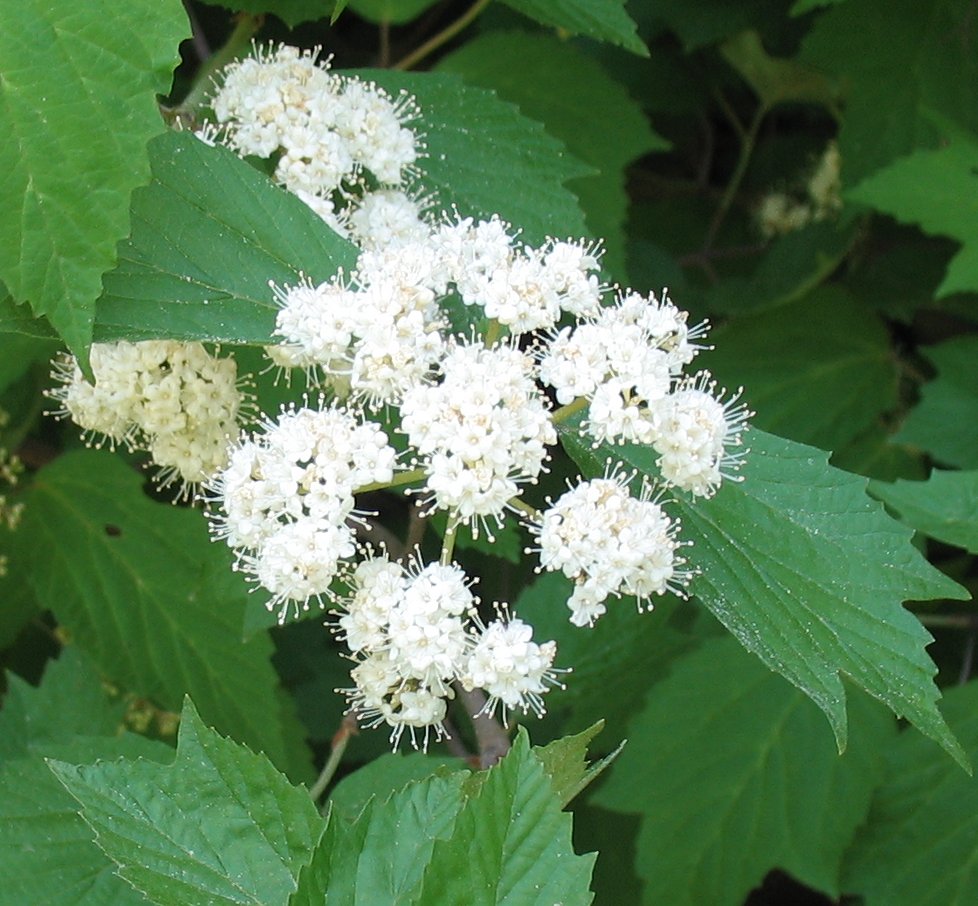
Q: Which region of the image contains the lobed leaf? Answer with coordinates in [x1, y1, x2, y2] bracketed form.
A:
[800, 0, 978, 185]
[893, 336, 978, 469]
[562, 425, 969, 764]
[50, 699, 325, 906]
[847, 136, 978, 297]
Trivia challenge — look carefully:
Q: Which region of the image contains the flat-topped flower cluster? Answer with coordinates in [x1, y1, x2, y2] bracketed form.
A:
[49, 43, 751, 750]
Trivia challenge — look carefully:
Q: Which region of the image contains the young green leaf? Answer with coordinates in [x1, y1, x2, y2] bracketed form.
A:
[0, 0, 187, 357]
[49, 699, 325, 906]
[417, 731, 596, 904]
[843, 680, 978, 905]
[533, 721, 620, 807]
[94, 130, 358, 346]
[562, 426, 970, 765]
[296, 770, 470, 904]
[594, 635, 895, 906]
[20, 449, 313, 782]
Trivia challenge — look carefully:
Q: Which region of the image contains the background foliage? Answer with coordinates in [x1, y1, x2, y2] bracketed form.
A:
[2, 0, 978, 903]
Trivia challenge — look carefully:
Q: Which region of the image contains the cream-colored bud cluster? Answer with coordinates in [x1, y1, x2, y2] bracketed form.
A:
[48, 341, 249, 498]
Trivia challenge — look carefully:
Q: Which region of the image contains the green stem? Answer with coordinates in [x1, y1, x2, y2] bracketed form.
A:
[309, 716, 355, 802]
[440, 517, 460, 565]
[393, 0, 491, 70]
[508, 496, 540, 521]
[484, 318, 502, 347]
[704, 100, 767, 250]
[552, 396, 589, 425]
[174, 14, 263, 117]
[357, 468, 427, 495]
[919, 613, 978, 630]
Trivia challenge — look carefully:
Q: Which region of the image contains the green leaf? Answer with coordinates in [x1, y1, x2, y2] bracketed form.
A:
[720, 29, 839, 110]
[0, 650, 171, 906]
[800, 0, 978, 184]
[533, 722, 618, 807]
[1, 740, 167, 906]
[843, 680, 978, 905]
[347, 0, 440, 24]
[417, 731, 596, 904]
[704, 287, 898, 452]
[594, 636, 895, 906]
[438, 30, 664, 278]
[19, 449, 313, 782]
[870, 471, 978, 554]
[328, 752, 467, 821]
[514, 572, 696, 747]
[0, 291, 58, 340]
[703, 218, 859, 315]
[498, 0, 647, 55]
[0, 647, 123, 760]
[296, 770, 470, 904]
[364, 71, 592, 247]
[894, 336, 978, 469]
[647, 0, 789, 51]
[847, 137, 978, 297]
[0, 0, 187, 357]
[50, 699, 325, 906]
[94, 130, 358, 346]
[196, 0, 342, 28]
[561, 426, 970, 765]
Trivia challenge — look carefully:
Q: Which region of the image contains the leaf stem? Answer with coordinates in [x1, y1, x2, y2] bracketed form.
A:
[456, 685, 511, 768]
[309, 714, 357, 802]
[393, 0, 491, 70]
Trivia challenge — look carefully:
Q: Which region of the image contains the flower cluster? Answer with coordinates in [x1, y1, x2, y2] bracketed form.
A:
[530, 471, 689, 626]
[208, 43, 425, 247]
[49, 341, 247, 497]
[0, 408, 25, 579]
[183, 44, 753, 750]
[757, 141, 842, 238]
[204, 399, 397, 621]
[337, 553, 559, 749]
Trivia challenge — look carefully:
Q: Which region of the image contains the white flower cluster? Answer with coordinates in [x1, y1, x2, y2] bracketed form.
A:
[530, 471, 689, 626]
[208, 43, 426, 248]
[337, 553, 559, 749]
[49, 341, 247, 496]
[190, 47, 755, 750]
[204, 399, 396, 621]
